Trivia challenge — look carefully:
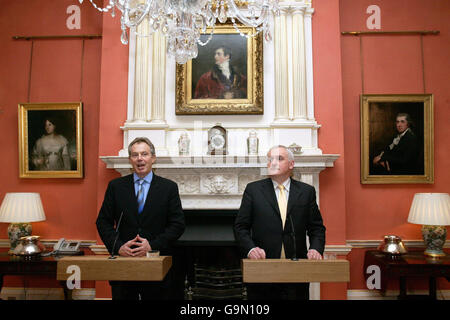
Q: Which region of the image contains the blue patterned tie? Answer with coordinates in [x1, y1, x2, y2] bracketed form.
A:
[137, 179, 145, 214]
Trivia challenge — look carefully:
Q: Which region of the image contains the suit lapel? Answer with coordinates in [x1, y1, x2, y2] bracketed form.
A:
[120, 175, 139, 222]
[287, 179, 301, 217]
[140, 173, 161, 220]
[260, 178, 280, 217]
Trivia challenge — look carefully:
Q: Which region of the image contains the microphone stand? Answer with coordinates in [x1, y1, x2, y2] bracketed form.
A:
[108, 212, 123, 260]
[289, 215, 298, 261]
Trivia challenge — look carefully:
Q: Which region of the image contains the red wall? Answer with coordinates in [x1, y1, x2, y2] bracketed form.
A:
[339, 0, 450, 291]
[0, 0, 103, 240]
[312, 0, 347, 246]
[311, 0, 348, 299]
[0, 1, 102, 288]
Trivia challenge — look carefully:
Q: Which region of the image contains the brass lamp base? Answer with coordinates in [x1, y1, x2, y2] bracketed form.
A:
[7, 223, 32, 255]
[422, 225, 447, 258]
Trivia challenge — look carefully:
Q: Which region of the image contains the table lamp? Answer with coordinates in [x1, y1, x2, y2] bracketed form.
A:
[0, 193, 46, 254]
[407, 193, 450, 257]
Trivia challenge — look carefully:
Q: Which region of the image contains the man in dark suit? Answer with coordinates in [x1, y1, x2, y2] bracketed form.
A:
[234, 145, 326, 300]
[96, 137, 185, 300]
[372, 113, 421, 174]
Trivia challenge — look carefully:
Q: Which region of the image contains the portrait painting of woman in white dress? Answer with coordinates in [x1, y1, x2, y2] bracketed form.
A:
[19, 102, 83, 178]
[31, 117, 71, 171]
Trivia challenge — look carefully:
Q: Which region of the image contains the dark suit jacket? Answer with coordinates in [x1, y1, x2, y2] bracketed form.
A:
[380, 129, 420, 174]
[96, 174, 185, 256]
[234, 178, 326, 259]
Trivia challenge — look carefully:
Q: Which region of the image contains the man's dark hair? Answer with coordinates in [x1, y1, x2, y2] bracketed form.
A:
[43, 116, 59, 133]
[128, 137, 156, 157]
[215, 46, 232, 60]
[396, 113, 414, 129]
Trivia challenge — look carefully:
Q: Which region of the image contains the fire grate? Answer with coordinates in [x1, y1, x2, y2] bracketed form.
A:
[185, 264, 246, 300]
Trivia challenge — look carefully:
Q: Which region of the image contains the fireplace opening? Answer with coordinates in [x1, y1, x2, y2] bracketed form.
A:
[171, 210, 245, 300]
[177, 209, 238, 245]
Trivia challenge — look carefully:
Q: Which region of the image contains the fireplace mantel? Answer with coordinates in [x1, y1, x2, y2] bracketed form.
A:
[100, 154, 339, 209]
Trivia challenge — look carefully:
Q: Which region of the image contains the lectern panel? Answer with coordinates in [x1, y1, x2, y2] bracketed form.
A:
[242, 259, 350, 283]
[57, 256, 172, 281]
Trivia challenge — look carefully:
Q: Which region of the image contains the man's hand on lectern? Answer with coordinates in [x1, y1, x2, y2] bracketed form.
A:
[248, 247, 266, 259]
[118, 238, 137, 257]
[118, 235, 151, 257]
[307, 249, 322, 260]
[131, 235, 151, 257]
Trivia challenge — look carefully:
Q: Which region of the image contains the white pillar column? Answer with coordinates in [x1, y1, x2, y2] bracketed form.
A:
[291, 8, 307, 120]
[304, 7, 315, 121]
[150, 31, 167, 125]
[133, 20, 150, 122]
[273, 10, 289, 122]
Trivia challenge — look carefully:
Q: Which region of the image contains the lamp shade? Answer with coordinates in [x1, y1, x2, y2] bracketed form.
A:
[407, 193, 450, 226]
[0, 193, 46, 223]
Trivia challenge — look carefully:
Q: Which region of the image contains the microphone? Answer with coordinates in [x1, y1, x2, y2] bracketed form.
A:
[289, 214, 298, 261]
[108, 211, 123, 260]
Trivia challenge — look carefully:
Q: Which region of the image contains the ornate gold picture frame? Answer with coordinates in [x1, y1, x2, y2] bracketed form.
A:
[176, 23, 263, 115]
[360, 94, 433, 184]
[18, 102, 83, 178]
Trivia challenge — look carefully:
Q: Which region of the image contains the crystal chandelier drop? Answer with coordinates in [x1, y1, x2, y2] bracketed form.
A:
[80, 0, 280, 64]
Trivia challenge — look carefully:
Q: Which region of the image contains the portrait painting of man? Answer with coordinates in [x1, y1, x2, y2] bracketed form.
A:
[191, 34, 248, 100]
[360, 94, 433, 184]
[175, 24, 263, 115]
[369, 105, 424, 175]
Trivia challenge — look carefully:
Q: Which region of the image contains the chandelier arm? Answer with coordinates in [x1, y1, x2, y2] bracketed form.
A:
[87, 0, 115, 12]
[133, 29, 156, 37]
[231, 19, 264, 38]
[225, 0, 271, 27]
[197, 25, 216, 46]
[121, 1, 153, 28]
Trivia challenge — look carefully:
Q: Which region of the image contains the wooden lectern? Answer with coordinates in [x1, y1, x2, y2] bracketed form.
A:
[56, 256, 172, 281]
[242, 259, 350, 283]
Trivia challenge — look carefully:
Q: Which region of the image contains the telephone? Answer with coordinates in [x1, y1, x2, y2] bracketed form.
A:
[53, 238, 82, 255]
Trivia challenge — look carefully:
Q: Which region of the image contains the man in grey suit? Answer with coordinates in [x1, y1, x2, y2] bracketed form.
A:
[234, 145, 326, 300]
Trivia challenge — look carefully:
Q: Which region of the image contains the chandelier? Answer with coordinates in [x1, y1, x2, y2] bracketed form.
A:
[80, 0, 280, 64]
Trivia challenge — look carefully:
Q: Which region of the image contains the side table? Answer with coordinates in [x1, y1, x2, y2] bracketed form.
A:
[364, 249, 450, 300]
[0, 252, 75, 300]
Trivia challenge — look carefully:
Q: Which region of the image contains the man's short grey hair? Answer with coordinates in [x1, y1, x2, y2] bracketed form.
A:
[267, 145, 294, 161]
[128, 137, 156, 156]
